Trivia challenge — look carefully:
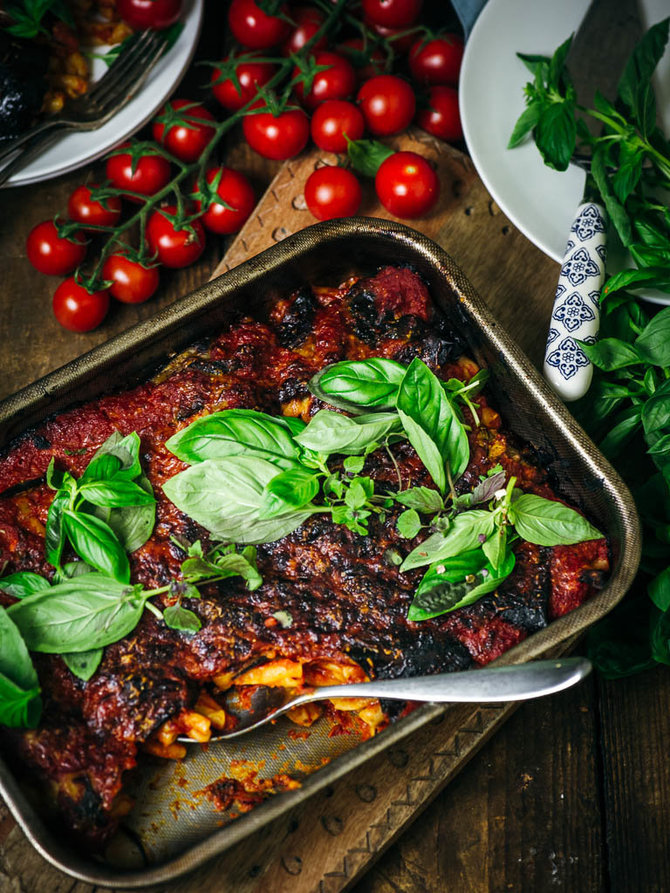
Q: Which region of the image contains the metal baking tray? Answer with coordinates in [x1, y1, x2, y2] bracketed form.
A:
[0, 218, 641, 887]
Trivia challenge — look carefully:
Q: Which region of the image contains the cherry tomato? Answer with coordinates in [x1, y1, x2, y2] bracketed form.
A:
[102, 253, 160, 304]
[117, 0, 182, 29]
[26, 221, 86, 276]
[106, 144, 171, 202]
[304, 167, 362, 220]
[67, 185, 122, 229]
[362, 0, 422, 28]
[416, 85, 463, 142]
[195, 166, 256, 235]
[211, 55, 277, 112]
[357, 75, 416, 136]
[152, 100, 217, 163]
[310, 100, 365, 153]
[228, 0, 290, 49]
[146, 206, 206, 269]
[337, 37, 386, 83]
[293, 51, 356, 110]
[409, 35, 464, 86]
[375, 151, 439, 218]
[368, 21, 417, 53]
[281, 5, 327, 56]
[52, 278, 109, 332]
[242, 104, 309, 160]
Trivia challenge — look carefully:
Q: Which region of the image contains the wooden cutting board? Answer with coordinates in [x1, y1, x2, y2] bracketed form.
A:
[0, 130, 563, 893]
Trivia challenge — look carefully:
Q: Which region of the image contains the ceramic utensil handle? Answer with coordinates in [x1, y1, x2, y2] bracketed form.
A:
[543, 201, 608, 402]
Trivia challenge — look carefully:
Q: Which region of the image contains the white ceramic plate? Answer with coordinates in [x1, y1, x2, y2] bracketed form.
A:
[460, 0, 670, 303]
[5, 0, 203, 187]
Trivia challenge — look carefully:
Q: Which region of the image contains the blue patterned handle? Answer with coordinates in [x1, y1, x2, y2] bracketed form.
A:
[543, 202, 607, 402]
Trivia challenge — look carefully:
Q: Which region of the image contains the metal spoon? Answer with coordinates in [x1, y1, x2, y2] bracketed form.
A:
[180, 658, 591, 743]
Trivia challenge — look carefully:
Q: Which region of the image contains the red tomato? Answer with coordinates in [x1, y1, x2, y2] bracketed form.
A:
[211, 55, 276, 112]
[67, 185, 122, 229]
[282, 5, 327, 56]
[52, 278, 110, 332]
[106, 144, 171, 202]
[310, 100, 365, 153]
[362, 0, 422, 28]
[26, 221, 86, 276]
[146, 206, 206, 268]
[102, 253, 160, 304]
[228, 0, 290, 49]
[375, 151, 439, 218]
[242, 105, 309, 160]
[293, 51, 356, 110]
[337, 37, 386, 83]
[195, 167, 256, 235]
[416, 85, 463, 142]
[409, 35, 464, 86]
[152, 100, 217, 163]
[304, 167, 362, 220]
[117, 0, 182, 29]
[357, 75, 415, 136]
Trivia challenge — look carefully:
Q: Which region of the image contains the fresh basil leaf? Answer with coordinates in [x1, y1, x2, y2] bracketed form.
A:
[343, 455, 365, 474]
[7, 575, 146, 653]
[53, 560, 95, 584]
[395, 486, 444, 513]
[103, 473, 156, 553]
[163, 457, 314, 545]
[591, 147, 632, 247]
[397, 509, 421, 539]
[294, 409, 401, 455]
[0, 607, 41, 728]
[397, 358, 469, 492]
[407, 550, 515, 621]
[599, 406, 643, 459]
[604, 266, 670, 295]
[508, 102, 542, 149]
[0, 571, 51, 599]
[634, 307, 670, 366]
[163, 604, 201, 633]
[62, 648, 104, 682]
[483, 524, 507, 571]
[344, 476, 374, 510]
[617, 18, 669, 121]
[578, 337, 642, 371]
[649, 566, 670, 612]
[79, 478, 156, 507]
[535, 99, 576, 172]
[259, 468, 320, 518]
[62, 510, 130, 583]
[184, 549, 264, 590]
[470, 470, 507, 506]
[400, 510, 496, 571]
[165, 410, 302, 470]
[347, 138, 395, 177]
[510, 493, 602, 546]
[309, 358, 407, 413]
[45, 488, 70, 569]
[80, 453, 123, 485]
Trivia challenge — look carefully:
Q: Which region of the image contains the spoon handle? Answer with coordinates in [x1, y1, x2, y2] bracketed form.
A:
[306, 658, 591, 704]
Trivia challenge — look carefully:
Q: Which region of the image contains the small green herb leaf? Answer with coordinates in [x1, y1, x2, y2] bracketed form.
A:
[397, 509, 421, 539]
[163, 604, 202, 633]
[62, 510, 130, 583]
[294, 409, 401, 455]
[510, 494, 602, 546]
[395, 486, 444, 513]
[62, 648, 104, 682]
[309, 358, 406, 412]
[259, 467, 320, 518]
[400, 510, 496, 571]
[0, 607, 41, 728]
[0, 571, 51, 599]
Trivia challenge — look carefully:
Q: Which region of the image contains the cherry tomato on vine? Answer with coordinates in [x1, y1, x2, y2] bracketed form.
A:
[375, 151, 439, 218]
[368, 21, 417, 53]
[106, 144, 171, 202]
[304, 167, 362, 220]
[67, 185, 122, 229]
[416, 85, 462, 142]
[337, 37, 386, 83]
[152, 100, 217, 163]
[52, 278, 110, 332]
[310, 100, 365, 153]
[101, 253, 160, 304]
[293, 51, 356, 110]
[228, 0, 290, 49]
[211, 55, 277, 112]
[408, 35, 464, 86]
[357, 75, 416, 136]
[117, 0, 182, 30]
[281, 5, 327, 56]
[26, 221, 86, 276]
[362, 0, 422, 29]
[195, 167, 256, 235]
[242, 104, 309, 160]
[146, 206, 206, 268]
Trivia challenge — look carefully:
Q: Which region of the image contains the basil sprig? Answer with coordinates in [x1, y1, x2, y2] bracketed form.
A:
[45, 431, 156, 580]
[0, 608, 41, 729]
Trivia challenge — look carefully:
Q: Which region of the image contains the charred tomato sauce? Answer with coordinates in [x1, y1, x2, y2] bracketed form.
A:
[0, 267, 609, 848]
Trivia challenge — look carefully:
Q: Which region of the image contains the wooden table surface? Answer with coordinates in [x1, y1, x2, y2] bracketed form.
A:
[1, 5, 670, 892]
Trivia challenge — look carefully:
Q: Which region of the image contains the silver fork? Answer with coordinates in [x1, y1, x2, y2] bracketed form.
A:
[0, 29, 167, 184]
